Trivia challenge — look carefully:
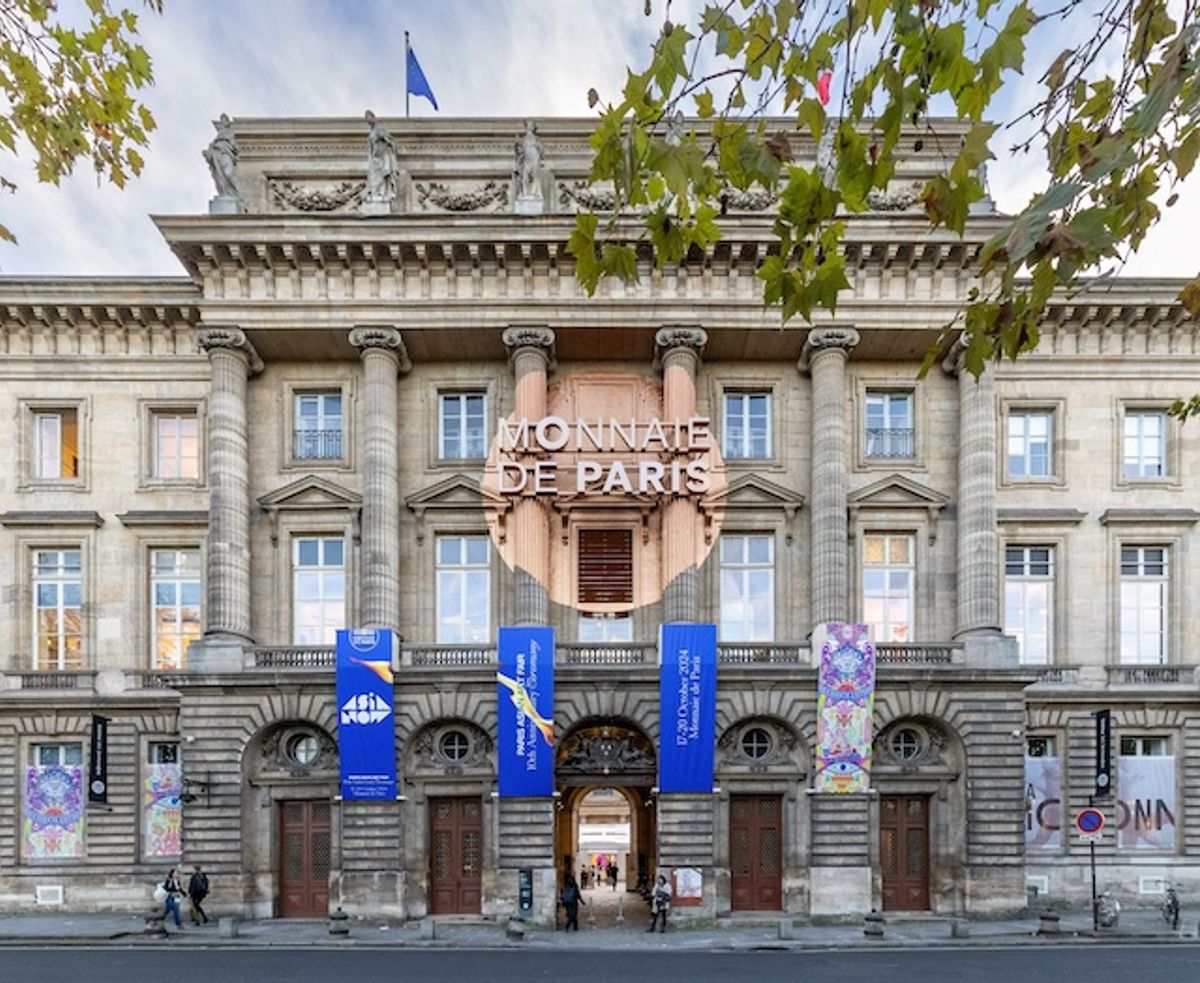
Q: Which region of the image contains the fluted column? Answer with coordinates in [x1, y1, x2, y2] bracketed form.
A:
[803, 327, 859, 628]
[502, 325, 555, 626]
[656, 326, 707, 623]
[350, 326, 410, 634]
[945, 348, 1001, 636]
[198, 327, 261, 641]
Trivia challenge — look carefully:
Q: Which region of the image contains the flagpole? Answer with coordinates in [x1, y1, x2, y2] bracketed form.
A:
[405, 31, 410, 118]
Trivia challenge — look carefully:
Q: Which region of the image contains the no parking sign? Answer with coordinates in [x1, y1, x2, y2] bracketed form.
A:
[1076, 808, 1105, 842]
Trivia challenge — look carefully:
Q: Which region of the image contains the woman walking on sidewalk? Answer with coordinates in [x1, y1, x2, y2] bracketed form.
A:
[158, 868, 185, 931]
[647, 874, 671, 933]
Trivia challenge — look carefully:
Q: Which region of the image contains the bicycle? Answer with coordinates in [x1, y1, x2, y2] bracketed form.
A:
[1162, 884, 1180, 930]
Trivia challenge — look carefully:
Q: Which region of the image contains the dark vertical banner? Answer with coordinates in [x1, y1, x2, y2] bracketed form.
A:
[497, 626, 555, 796]
[335, 629, 397, 800]
[1095, 708, 1112, 798]
[658, 623, 717, 793]
[88, 714, 110, 805]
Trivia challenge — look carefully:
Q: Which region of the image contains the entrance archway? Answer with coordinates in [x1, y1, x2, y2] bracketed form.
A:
[555, 721, 657, 913]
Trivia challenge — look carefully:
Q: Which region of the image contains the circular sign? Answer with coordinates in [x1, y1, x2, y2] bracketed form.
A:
[90, 779, 106, 795]
[1076, 808, 1105, 835]
[1096, 773, 1110, 789]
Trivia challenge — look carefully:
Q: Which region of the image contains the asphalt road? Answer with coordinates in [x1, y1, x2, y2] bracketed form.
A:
[3, 944, 1196, 982]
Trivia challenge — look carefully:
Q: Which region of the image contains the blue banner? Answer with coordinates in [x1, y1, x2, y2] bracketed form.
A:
[659, 623, 717, 793]
[497, 626, 555, 797]
[335, 629, 397, 800]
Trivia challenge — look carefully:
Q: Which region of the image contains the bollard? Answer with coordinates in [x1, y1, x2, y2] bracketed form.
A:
[951, 920, 970, 939]
[505, 917, 526, 941]
[1037, 911, 1061, 936]
[418, 918, 435, 941]
[328, 905, 350, 937]
[218, 916, 239, 939]
[864, 910, 885, 939]
[778, 918, 796, 941]
[616, 892, 625, 925]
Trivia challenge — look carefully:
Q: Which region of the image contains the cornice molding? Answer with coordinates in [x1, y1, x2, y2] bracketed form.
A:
[0, 510, 104, 528]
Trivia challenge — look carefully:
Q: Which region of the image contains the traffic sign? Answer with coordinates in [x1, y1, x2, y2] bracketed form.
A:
[1076, 807, 1105, 841]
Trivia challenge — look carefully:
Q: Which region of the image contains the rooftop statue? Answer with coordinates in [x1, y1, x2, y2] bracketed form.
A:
[202, 113, 241, 203]
[514, 119, 543, 201]
[364, 110, 399, 203]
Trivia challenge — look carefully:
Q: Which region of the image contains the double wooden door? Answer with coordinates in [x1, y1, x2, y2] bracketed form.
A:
[429, 797, 483, 914]
[730, 794, 783, 910]
[278, 799, 331, 917]
[880, 794, 931, 910]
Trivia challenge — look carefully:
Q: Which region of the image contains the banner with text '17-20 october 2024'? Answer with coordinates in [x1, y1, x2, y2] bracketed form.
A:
[335, 628, 397, 800]
[659, 623, 717, 793]
[497, 626, 556, 797]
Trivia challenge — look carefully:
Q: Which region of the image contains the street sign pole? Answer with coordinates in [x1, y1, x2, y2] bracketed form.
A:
[1089, 801, 1098, 932]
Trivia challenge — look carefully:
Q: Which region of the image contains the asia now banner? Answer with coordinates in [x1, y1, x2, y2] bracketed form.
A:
[497, 626, 556, 797]
[335, 629, 398, 800]
[658, 623, 717, 793]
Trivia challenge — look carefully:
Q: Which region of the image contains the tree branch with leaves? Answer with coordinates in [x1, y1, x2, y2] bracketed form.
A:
[571, 0, 1200, 417]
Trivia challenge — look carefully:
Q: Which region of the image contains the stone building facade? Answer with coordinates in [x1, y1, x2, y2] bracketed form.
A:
[0, 116, 1197, 920]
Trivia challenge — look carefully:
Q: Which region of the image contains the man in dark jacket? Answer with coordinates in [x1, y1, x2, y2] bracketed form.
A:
[560, 873, 585, 931]
[188, 865, 210, 924]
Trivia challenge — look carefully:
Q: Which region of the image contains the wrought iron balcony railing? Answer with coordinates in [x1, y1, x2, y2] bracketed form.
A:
[865, 427, 914, 458]
[292, 429, 344, 461]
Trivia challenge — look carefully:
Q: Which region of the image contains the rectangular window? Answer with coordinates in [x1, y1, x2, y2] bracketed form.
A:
[152, 412, 199, 480]
[24, 742, 85, 860]
[862, 533, 913, 642]
[294, 392, 343, 461]
[865, 392, 914, 458]
[33, 408, 79, 479]
[1025, 736, 1062, 849]
[577, 613, 634, 643]
[1120, 736, 1168, 756]
[1124, 411, 1166, 478]
[439, 393, 487, 460]
[151, 549, 202, 670]
[292, 537, 345, 645]
[1007, 411, 1053, 478]
[33, 549, 83, 670]
[143, 741, 182, 858]
[1117, 738, 1175, 850]
[722, 392, 771, 460]
[1120, 546, 1168, 664]
[436, 535, 490, 644]
[719, 534, 775, 642]
[1005, 546, 1054, 664]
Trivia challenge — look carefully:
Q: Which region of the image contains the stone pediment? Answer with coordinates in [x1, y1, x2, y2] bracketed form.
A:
[257, 475, 362, 512]
[705, 474, 805, 517]
[405, 473, 506, 516]
[847, 474, 949, 513]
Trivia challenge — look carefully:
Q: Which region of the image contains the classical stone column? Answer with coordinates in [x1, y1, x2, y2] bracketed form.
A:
[944, 347, 1001, 637]
[350, 327, 410, 634]
[802, 327, 860, 629]
[502, 325, 555, 626]
[656, 326, 708, 623]
[197, 327, 262, 643]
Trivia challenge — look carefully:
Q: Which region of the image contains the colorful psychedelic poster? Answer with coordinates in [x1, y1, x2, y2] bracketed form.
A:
[814, 623, 876, 793]
[497, 625, 556, 796]
[143, 763, 183, 858]
[23, 765, 85, 859]
[1117, 755, 1176, 850]
[1024, 755, 1062, 849]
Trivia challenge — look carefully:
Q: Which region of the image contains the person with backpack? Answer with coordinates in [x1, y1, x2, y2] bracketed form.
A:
[187, 864, 210, 924]
[560, 872, 585, 931]
[647, 873, 671, 933]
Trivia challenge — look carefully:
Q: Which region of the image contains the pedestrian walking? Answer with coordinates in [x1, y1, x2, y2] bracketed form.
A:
[561, 873, 585, 931]
[157, 868, 185, 931]
[609, 862, 619, 890]
[188, 864, 210, 924]
[646, 874, 671, 933]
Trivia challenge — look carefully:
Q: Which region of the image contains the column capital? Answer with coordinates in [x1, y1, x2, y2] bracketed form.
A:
[799, 327, 860, 371]
[197, 326, 263, 374]
[502, 324, 556, 368]
[349, 326, 412, 372]
[654, 325, 708, 358]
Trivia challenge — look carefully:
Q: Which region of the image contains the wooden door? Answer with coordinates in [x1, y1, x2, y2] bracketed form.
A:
[730, 794, 783, 910]
[880, 794, 930, 910]
[278, 800, 331, 917]
[429, 797, 483, 914]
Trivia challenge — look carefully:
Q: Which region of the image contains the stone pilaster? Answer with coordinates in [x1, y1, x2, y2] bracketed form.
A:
[802, 327, 859, 629]
[350, 326, 410, 634]
[655, 326, 708, 623]
[197, 327, 262, 645]
[502, 325, 555, 627]
[944, 346, 1001, 637]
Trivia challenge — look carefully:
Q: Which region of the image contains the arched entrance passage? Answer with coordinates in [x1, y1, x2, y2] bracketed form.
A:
[555, 722, 656, 898]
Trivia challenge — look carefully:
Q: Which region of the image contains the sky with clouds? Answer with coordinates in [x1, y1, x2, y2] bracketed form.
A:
[0, 0, 1193, 280]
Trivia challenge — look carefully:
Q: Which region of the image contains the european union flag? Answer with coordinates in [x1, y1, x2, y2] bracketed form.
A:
[406, 45, 439, 111]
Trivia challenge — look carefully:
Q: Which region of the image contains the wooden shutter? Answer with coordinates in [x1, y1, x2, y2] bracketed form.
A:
[578, 529, 633, 605]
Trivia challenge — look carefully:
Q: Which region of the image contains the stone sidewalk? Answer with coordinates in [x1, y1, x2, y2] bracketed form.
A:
[0, 904, 1193, 950]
